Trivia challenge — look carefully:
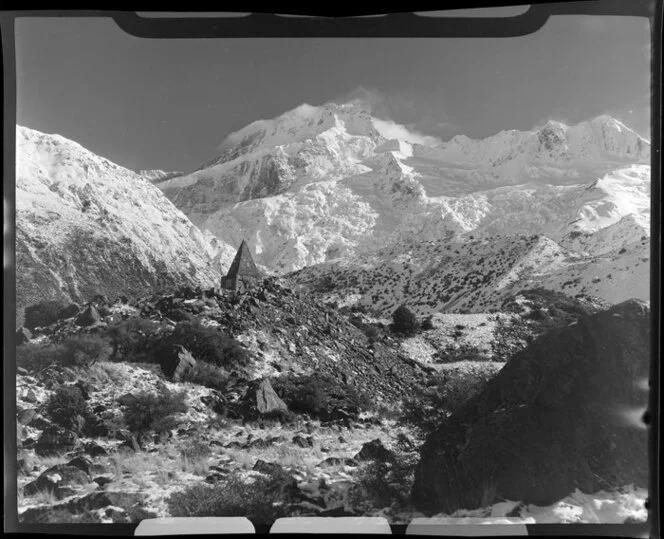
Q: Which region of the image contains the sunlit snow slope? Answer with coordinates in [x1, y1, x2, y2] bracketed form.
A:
[15, 126, 236, 324]
[158, 103, 650, 275]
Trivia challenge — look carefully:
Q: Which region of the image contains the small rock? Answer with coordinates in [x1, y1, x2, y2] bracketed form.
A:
[17, 408, 37, 425]
[67, 455, 93, 475]
[23, 389, 38, 404]
[16, 327, 32, 344]
[353, 438, 394, 463]
[292, 435, 313, 448]
[75, 305, 101, 327]
[85, 443, 108, 457]
[319, 506, 358, 517]
[35, 427, 79, 456]
[317, 457, 358, 468]
[252, 460, 283, 475]
[93, 476, 113, 488]
[68, 491, 146, 513]
[205, 473, 226, 484]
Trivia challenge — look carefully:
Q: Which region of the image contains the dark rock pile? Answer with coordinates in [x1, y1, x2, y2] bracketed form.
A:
[412, 299, 651, 515]
[24, 278, 429, 401]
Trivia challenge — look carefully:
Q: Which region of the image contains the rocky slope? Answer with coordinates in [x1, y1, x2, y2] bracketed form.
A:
[155, 103, 650, 273]
[15, 282, 647, 525]
[289, 233, 649, 316]
[15, 126, 237, 325]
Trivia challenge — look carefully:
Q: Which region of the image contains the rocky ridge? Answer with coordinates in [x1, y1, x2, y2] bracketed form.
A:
[290, 233, 648, 316]
[15, 126, 237, 326]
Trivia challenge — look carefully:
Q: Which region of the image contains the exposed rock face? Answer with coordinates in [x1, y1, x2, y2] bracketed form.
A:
[255, 378, 288, 415]
[172, 346, 196, 382]
[412, 299, 650, 515]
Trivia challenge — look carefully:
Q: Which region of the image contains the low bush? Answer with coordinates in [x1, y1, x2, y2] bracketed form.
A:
[24, 300, 68, 330]
[399, 365, 500, 436]
[181, 362, 229, 391]
[272, 373, 373, 421]
[58, 334, 111, 367]
[155, 321, 250, 373]
[16, 344, 60, 372]
[46, 385, 90, 433]
[167, 470, 298, 523]
[392, 305, 419, 336]
[16, 334, 110, 372]
[106, 317, 166, 361]
[119, 389, 187, 438]
[432, 344, 489, 364]
[179, 439, 212, 461]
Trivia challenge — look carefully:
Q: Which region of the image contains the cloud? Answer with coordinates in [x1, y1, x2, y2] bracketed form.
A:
[334, 86, 443, 146]
[372, 118, 440, 146]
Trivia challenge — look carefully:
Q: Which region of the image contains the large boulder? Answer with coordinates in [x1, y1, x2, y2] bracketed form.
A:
[255, 378, 289, 415]
[412, 299, 650, 515]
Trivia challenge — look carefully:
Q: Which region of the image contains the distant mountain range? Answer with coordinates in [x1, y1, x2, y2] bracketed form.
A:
[153, 103, 649, 275]
[15, 102, 650, 320]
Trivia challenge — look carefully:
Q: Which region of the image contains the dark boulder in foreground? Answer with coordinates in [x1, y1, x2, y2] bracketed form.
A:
[412, 299, 650, 515]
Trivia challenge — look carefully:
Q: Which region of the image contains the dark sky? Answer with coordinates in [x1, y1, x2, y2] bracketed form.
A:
[16, 13, 651, 173]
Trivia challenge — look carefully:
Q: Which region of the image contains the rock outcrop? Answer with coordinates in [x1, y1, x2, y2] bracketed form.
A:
[255, 378, 289, 415]
[412, 299, 650, 515]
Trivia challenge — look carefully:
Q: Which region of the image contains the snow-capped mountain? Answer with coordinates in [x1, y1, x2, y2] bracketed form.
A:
[15, 126, 236, 324]
[156, 102, 650, 275]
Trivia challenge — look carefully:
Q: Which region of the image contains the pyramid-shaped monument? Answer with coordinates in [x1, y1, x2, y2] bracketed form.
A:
[220, 240, 262, 292]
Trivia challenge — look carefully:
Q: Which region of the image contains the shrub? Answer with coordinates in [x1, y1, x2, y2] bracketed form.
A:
[119, 389, 187, 438]
[16, 334, 109, 372]
[155, 320, 250, 372]
[16, 343, 61, 372]
[24, 300, 68, 330]
[350, 452, 418, 510]
[349, 316, 383, 344]
[58, 334, 111, 367]
[106, 317, 165, 361]
[46, 385, 90, 433]
[167, 470, 298, 524]
[399, 365, 501, 436]
[392, 305, 419, 336]
[432, 344, 489, 364]
[272, 373, 372, 421]
[179, 439, 212, 461]
[181, 362, 229, 391]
